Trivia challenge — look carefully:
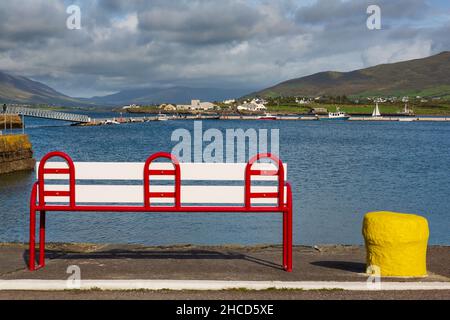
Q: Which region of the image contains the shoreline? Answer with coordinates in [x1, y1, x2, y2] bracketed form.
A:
[78, 114, 450, 126]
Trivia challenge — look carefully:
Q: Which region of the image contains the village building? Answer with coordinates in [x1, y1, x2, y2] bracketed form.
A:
[177, 100, 217, 111]
[159, 104, 177, 111]
[296, 98, 311, 105]
[237, 99, 267, 112]
[122, 104, 141, 110]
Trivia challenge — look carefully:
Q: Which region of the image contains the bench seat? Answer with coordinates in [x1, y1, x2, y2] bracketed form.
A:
[29, 151, 293, 272]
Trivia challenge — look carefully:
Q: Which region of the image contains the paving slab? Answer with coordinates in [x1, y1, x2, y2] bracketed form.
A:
[1, 243, 449, 283]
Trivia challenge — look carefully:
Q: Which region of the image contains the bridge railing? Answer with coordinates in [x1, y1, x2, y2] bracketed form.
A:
[5, 106, 91, 123]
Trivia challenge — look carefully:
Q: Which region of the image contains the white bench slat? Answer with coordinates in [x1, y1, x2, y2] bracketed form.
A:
[40, 185, 288, 205]
[36, 162, 287, 181]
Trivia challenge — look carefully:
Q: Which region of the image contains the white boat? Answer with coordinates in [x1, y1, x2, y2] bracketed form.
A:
[401, 97, 415, 115]
[319, 108, 350, 121]
[104, 119, 120, 125]
[157, 114, 169, 121]
[372, 102, 382, 118]
[258, 113, 278, 120]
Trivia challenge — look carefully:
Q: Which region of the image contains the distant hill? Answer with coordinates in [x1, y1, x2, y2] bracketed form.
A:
[0, 71, 82, 106]
[86, 86, 251, 106]
[248, 51, 450, 99]
[0, 70, 249, 107]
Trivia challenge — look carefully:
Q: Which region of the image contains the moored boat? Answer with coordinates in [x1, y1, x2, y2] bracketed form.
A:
[157, 113, 169, 121]
[318, 108, 350, 121]
[372, 102, 382, 118]
[258, 113, 278, 120]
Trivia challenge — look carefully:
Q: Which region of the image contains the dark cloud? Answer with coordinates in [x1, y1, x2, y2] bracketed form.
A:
[0, 1, 66, 46]
[0, 0, 448, 97]
[296, 0, 430, 25]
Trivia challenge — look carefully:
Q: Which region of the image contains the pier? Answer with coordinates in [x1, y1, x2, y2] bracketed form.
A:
[348, 116, 450, 122]
[5, 106, 449, 127]
[5, 106, 91, 123]
[82, 115, 450, 125]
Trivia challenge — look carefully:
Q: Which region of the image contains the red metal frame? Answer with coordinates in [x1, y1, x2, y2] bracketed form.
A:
[245, 153, 285, 209]
[144, 152, 181, 208]
[29, 151, 293, 272]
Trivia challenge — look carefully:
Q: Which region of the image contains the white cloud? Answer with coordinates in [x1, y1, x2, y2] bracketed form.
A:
[113, 14, 138, 32]
[361, 40, 432, 66]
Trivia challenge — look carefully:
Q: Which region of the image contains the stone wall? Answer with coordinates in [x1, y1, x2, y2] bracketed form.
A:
[0, 114, 23, 130]
[0, 134, 35, 174]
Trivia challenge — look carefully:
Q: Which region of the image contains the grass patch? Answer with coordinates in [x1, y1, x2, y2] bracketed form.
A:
[269, 103, 450, 115]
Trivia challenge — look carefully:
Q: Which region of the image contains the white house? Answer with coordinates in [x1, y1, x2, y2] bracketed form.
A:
[177, 100, 217, 111]
[237, 101, 267, 112]
[296, 98, 310, 105]
[252, 98, 267, 105]
[199, 102, 216, 110]
[122, 104, 141, 110]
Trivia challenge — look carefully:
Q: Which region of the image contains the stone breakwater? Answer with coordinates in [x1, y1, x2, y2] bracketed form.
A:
[0, 134, 35, 174]
[0, 114, 23, 130]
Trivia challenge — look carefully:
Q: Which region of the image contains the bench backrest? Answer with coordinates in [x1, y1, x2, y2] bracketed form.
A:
[36, 152, 287, 207]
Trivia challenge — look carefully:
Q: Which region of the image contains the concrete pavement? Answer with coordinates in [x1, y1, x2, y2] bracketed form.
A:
[0, 243, 448, 299]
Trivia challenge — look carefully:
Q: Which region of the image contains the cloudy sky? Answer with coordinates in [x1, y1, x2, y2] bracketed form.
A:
[0, 0, 449, 97]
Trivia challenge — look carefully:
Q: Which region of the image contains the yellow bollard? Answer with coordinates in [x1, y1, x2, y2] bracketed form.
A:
[362, 211, 429, 277]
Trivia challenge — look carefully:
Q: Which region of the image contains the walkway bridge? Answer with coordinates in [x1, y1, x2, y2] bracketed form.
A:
[4, 106, 91, 123]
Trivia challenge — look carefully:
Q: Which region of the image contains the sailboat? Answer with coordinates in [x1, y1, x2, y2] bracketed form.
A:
[372, 102, 382, 118]
[401, 97, 415, 115]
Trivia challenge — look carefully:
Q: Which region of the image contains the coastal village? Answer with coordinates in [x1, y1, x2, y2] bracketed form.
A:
[122, 98, 269, 113]
[1, 94, 449, 130]
[119, 95, 441, 116]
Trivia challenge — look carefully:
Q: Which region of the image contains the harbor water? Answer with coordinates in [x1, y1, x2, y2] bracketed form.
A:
[0, 113, 449, 245]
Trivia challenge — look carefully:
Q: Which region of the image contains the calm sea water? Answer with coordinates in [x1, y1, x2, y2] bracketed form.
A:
[0, 112, 449, 245]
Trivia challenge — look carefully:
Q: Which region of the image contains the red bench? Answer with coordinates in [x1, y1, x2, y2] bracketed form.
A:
[29, 151, 293, 272]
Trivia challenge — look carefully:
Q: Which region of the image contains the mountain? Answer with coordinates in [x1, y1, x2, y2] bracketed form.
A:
[249, 51, 450, 99]
[86, 86, 251, 106]
[0, 70, 250, 106]
[0, 71, 82, 106]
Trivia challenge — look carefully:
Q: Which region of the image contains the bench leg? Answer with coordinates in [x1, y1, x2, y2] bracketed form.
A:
[286, 206, 293, 272]
[38, 211, 46, 268]
[283, 211, 288, 270]
[29, 207, 36, 271]
[282, 206, 293, 272]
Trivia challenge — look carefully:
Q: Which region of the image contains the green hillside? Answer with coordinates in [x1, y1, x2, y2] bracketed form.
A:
[249, 52, 450, 99]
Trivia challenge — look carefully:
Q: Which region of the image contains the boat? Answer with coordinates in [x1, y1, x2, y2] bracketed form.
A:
[401, 97, 415, 116]
[157, 113, 169, 121]
[319, 108, 350, 121]
[372, 102, 382, 118]
[104, 119, 120, 125]
[258, 113, 278, 120]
